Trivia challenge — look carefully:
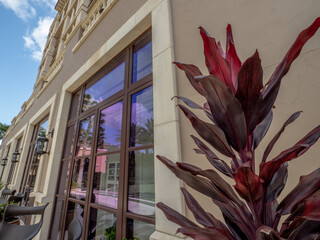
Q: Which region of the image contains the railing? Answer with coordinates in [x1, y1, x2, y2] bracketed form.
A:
[43, 50, 65, 84]
[82, 0, 117, 35]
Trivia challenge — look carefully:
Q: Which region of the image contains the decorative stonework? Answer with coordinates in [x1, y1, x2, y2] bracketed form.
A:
[36, 50, 65, 98]
[83, 0, 116, 34]
[73, 0, 118, 52]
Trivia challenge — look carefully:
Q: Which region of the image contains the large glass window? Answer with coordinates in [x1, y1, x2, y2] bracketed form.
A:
[20, 117, 48, 194]
[50, 33, 154, 240]
[7, 137, 22, 184]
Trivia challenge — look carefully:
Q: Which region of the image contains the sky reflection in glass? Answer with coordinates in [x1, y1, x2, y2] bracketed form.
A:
[132, 42, 152, 83]
[97, 101, 123, 153]
[82, 62, 125, 111]
[130, 86, 153, 147]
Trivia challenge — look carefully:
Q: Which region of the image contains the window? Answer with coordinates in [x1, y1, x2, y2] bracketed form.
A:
[50, 32, 154, 240]
[0, 145, 11, 180]
[20, 117, 48, 195]
[7, 137, 22, 184]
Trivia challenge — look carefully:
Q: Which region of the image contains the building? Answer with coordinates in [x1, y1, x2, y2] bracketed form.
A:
[1, 0, 320, 239]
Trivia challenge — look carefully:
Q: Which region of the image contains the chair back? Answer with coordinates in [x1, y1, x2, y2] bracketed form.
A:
[0, 203, 49, 240]
[16, 192, 25, 198]
[7, 195, 23, 204]
[68, 218, 82, 240]
[1, 189, 16, 199]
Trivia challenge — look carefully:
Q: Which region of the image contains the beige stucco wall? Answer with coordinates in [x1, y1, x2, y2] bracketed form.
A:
[171, 0, 320, 225]
[1, 0, 320, 239]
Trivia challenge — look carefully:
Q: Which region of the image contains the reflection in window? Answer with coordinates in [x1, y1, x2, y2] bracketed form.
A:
[82, 62, 125, 111]
[38, 120, 48, 137]
[88, 208, 117, 240]
[97, 101, 123, 153]
[63, 124, 76, 158]
[70, 158, 90, 201]
[132, 41, 152, 83]
[130, 86, 153, 147]
[69, 90, 81, 120]
[92, 154, 120, 209]
[76, 115, 94, 156]
[57, 160, 70, 195]
[126, 219, 155, 240]
[64, 202, 84, 239]
[128, 149, 154, 217]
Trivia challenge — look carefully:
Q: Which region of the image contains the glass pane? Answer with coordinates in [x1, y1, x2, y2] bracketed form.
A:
[97, 101, 123, 153]
[15, 138, 22, 151]
[63, 124, 76, 158]
[130, 86, 153, 147]
[70, 157, 90, 201]
[128, 148, 155, 218]
[64, 202, 84, 239]
[50, 198, 65, 240]
[38, 119, 48, 137]
[132, 41, 152, 83]
[76, 115, 95, 156]
[92, 154, 120, 209]
[127, 219, 155, 240]
[88, 208, 117, 240]
[57, 160, 70, 195]
[82, 62, 125, 111]
[69, 90, 81, 120]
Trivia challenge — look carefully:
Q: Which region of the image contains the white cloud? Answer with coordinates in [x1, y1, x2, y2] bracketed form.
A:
[23, 36, 35, 49]
[30, 0, 57, 12]
[23, 16, 54, 61]
[0, 0, 36, 21]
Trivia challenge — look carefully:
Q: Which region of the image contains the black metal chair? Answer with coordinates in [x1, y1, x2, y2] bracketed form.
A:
[1, 189, 16, 199]
[7, 195, 24, 204]
[0, 203, 49, 240]
[68, 218, 82, 240]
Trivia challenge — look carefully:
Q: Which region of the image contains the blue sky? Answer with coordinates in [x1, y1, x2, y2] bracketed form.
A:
[0, 0, 56, 125]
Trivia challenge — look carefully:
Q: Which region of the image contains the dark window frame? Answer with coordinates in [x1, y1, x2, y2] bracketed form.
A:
[20, 116, 49, 196]
[7, 137, 23, 184]
[49, 31, 154, 240]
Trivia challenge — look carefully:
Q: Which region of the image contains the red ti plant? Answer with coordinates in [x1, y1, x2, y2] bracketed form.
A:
[157, 18, 320, 240]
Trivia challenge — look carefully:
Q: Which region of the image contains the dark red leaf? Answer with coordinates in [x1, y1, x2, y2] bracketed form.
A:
[287, 220, 320, 240]
[217, 41, 225, 58]
[218, 202, 255, 239]
[226, 24, 242, 90]
[177, 162, 242, 206]
[266, 162, 288, 203]
[174, 62, 204, 95]
[199, 27, 235, 93]
[260, 144, 308, 183]
[296, 124, 320, 146]
[194, 148, 205, 154]
[260, 125, 320, 183]
[179, 104, 235, 158]
[256, 226, 283, 240]
[197, 75, 247, 151]
[234, 164, 264, 202]
[173, 96, 202, 109]
[177, 227, 231, 240]
[191, 135, 233, 177]
[253, 111, 273, 149]
[157, 155, 226, 203]
[236, 51, 263, 134]
[262, 111, 302, 163]
[280, 217, 305, 238]
[264, 200, 279, 228]
[301, 190, 320, 221]
[277, 168, 320, 215]
[180, 187, 230, 232]
[260, 17, 320, 122]
[156, 202, 198, 228]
